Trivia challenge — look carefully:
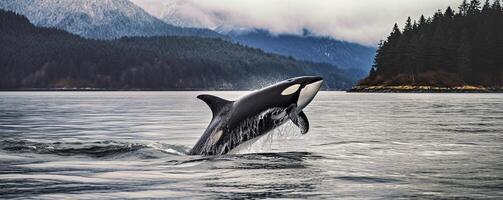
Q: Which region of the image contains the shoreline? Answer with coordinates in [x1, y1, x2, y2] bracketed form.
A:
[348, 85, 503, 93]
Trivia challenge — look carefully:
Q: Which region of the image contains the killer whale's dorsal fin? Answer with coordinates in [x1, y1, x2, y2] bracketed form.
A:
[197, 94, 232, 117]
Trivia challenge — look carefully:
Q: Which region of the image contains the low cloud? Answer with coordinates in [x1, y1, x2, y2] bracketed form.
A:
[132, 0, 459, 46]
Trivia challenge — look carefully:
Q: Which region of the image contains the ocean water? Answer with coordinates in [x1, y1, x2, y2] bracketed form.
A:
[0, 92, 502, 199]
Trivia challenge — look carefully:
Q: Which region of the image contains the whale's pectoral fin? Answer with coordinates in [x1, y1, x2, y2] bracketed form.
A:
[297, 111, 309, 134]
[197, 94, 232, 117]
[287, 105, 309, 134]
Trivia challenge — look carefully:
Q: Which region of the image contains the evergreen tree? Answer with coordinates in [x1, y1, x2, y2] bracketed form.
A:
[419, 15, 427, 27]
[445, 6, 455, 19]
[459, 0, 470, 15]
[492, 0, 502, 10]
[468, 0, 482, 15]
[391, 23, 402, 37]
[483, 0, 492, 11]
[404, 17, 413, 31]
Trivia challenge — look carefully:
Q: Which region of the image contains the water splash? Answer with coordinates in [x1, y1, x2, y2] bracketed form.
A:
[199, 107, 293, 155]
[224, 107, 304, 155]
[231, 121, 303, 154]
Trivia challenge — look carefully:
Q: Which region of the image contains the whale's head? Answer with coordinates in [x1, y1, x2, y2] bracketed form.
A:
[276, 76, 324, 112]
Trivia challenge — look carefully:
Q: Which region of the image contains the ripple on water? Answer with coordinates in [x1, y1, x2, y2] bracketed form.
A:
[0, 139, 190, 159]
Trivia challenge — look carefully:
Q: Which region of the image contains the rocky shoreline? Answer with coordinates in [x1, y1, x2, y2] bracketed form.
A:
[348, 85, 503, 93]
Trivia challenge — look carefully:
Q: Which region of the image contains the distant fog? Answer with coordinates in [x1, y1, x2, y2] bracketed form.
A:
[132, 0, 459, 46]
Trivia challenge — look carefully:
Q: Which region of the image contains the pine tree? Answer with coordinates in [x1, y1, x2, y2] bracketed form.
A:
[445, 6, 455, 19]
[404, 17, 413, 32]
[418, 15, 427, 27]
[459, 0, 470, 15]
[483, 0, 492, 12]
[391, 23, 402, 37]
[492, 0, 502, 10]
[381, 24, 402, 78]
[468, 0, 482, 15]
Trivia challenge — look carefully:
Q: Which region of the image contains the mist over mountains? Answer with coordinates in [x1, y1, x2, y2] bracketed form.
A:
[228, 29, 376, 72]
[134, 0, 377, 73]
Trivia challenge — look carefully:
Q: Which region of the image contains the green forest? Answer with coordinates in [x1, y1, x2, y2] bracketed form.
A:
[0, 10, 357, 90]
[358, 0, 503, 88]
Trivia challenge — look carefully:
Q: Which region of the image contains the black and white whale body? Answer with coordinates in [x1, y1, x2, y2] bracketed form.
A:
[189, 76, 324, 156]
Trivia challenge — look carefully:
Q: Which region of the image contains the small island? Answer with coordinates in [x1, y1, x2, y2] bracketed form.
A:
[350, 0, 503, 93]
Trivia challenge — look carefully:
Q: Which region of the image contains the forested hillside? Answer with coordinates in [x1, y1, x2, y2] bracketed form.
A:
[0, 10, 355, 90]
[228, 29, 376, 73]
[357, 0, 502, 89]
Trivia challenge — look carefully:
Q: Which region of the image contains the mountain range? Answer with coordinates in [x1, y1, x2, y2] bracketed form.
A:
[228, 29, 376, 72]
[0, 0, 376, 76]
[0, 0, 222, 39]
[0, 10, 357, 90]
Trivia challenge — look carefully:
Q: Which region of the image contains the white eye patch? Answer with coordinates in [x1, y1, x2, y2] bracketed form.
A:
[281, 84, 301, 95]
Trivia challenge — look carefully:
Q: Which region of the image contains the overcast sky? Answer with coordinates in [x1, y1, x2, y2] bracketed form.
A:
[132, 0, 461, 46]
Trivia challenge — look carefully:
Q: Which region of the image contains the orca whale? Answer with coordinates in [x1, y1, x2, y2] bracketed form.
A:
[188, 76, 324, 156]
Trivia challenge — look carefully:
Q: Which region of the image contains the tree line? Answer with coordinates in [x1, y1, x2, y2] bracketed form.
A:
[360, 0, 503, 87]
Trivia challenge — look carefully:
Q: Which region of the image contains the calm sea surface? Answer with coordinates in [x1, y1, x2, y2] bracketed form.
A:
[0, 92, 502, 199]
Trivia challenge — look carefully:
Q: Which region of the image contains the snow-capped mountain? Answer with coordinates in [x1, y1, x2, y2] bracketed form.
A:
[132, 0, 222, 29]
[0, 0, 221, 39]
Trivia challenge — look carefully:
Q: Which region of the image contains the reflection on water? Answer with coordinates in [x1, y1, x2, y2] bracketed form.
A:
[0, 92, 502, 199]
